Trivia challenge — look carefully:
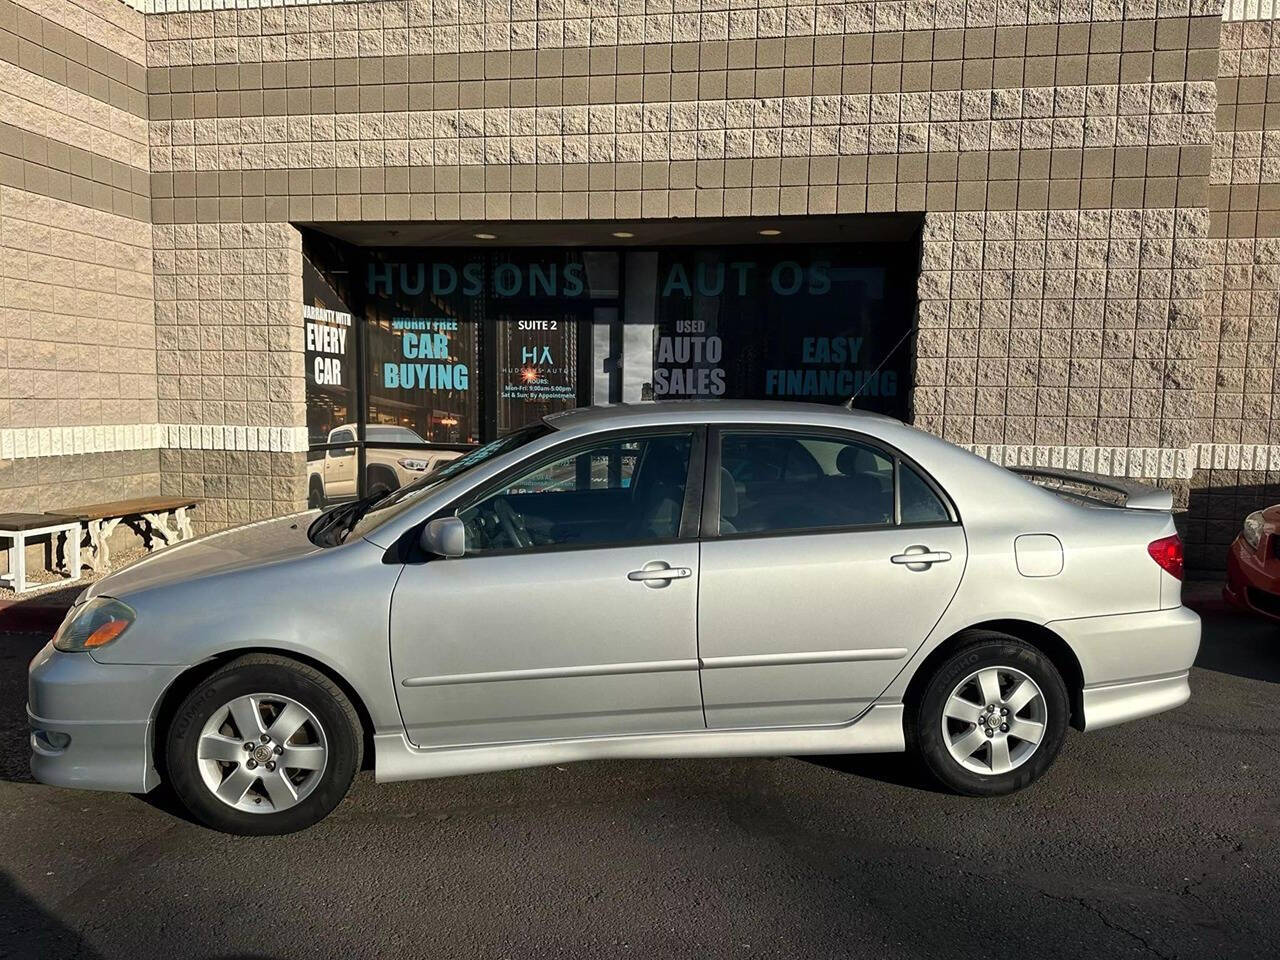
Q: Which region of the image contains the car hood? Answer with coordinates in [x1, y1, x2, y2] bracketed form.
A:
[86, 512, 320, 600]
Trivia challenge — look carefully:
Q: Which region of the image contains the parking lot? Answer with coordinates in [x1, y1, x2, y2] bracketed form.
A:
[1, 601, 1277, 960]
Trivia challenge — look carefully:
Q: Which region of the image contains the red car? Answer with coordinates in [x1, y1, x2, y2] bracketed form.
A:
[1225, 505, 1280, 620]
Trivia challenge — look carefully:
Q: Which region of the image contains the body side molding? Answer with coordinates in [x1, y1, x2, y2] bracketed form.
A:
[402, 647, 911, 687]
[373, 703, 906, 781]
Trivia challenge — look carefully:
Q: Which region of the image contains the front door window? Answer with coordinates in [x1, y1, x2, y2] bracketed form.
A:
[458, 433, 695, 553]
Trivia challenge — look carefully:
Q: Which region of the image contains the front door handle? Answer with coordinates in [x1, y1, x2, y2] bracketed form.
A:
[890, 546, 952, 570]
[628, 562, 692, 587]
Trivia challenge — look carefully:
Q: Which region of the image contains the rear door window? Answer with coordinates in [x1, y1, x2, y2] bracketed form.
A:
[714, 430, 952, 536]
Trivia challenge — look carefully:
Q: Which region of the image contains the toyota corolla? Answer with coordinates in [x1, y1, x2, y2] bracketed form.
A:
[28, 401, 1200, 834]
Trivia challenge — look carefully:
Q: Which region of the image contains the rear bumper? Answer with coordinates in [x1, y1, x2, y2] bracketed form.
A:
[27, 641, 183, 793]
[1047, 606, 1200, 731]
[1078, 672, 1191, 731]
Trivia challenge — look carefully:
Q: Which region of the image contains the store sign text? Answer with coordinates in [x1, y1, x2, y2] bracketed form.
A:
[765, 337, 897, 398]
[653, 319, 726, 397]
[384, 318, 470, 390]
[661, 261, 831, 298]
[369, 262, 587, 298]
[303, 304, 352, 388]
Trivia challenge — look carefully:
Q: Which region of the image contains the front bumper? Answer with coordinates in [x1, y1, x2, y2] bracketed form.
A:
[1047, 605, 1201, 731]
[1224, 535, 1280, 621]
[27, 641, 185, 793]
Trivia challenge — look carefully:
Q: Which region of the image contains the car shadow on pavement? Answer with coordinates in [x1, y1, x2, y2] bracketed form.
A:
[1196, 609, 1280, 684]
[130, 781, 205, 827]
[799, 751, 949, 793]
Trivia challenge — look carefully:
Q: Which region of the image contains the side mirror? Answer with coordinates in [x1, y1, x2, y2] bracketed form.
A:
[420, 516, 466, 558]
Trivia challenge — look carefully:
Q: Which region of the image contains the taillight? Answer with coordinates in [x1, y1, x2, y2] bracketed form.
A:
[1148, 534, 1184, 581]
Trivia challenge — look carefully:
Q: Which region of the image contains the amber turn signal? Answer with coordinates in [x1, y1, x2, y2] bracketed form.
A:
[84, 618, 132, 648]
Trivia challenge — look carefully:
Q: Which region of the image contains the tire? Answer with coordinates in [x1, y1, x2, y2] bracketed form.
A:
[165, 654, 363, 835]
[308, 477, 324, 509]
[911, 633, 1069, 796]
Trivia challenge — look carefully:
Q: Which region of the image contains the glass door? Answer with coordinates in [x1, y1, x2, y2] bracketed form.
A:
[493, 307, 588, 434]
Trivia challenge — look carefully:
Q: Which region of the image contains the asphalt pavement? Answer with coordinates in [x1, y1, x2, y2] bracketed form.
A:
[0, 602, 1277, 960]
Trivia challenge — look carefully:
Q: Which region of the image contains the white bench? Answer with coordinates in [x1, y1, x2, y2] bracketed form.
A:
[0, 513, 84, 595]
[55, 497, 202, 574]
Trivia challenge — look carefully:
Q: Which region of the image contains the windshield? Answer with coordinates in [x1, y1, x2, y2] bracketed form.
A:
[308, 423, 554, 546]
[373, 423, 551, 511]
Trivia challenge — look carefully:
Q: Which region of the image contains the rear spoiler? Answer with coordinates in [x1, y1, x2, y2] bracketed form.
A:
[1009, 467, 1173, 511]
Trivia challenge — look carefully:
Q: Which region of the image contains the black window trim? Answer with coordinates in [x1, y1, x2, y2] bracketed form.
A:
[700, 423, 960, 541]
[426, 424, 708, 560]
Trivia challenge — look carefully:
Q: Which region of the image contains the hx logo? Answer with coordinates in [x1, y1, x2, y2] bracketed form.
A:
[521, 347, 553, 364]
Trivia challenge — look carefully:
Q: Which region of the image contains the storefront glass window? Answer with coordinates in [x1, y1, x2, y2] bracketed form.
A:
[623, 247, 908, 413]
[302, 251, 358, 449]
[302, 232, 916, 506]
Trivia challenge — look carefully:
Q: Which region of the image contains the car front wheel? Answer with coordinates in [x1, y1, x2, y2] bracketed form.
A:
[165, 654, 362, 835]
[912, 633, 1069, 796]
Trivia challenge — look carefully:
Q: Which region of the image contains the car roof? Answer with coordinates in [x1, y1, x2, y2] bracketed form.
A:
[543, 400, 899, 432]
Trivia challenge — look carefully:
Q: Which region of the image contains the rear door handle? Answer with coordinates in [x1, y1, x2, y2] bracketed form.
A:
[628, 562, 692, 586]
[891, 546, 952, 569]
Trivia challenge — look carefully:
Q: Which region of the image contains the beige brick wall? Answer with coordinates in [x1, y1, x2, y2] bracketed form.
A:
[1191, 14, 1280, 566]
[0, 0, 157, 551]
[916, 205, 1205, 455]
[153, 221, 306, 531]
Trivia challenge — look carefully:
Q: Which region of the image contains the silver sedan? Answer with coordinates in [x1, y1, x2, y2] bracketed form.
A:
[29, 401, 1200, 834]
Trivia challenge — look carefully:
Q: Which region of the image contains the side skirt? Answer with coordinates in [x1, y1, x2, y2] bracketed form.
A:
[373, 703, 906, 783]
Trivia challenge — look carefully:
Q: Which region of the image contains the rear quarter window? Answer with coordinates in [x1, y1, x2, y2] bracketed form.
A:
[900, 462, 951, 525]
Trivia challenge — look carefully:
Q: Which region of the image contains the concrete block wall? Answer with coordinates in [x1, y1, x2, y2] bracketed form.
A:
[1192, 12, 1280, 565]
[0, 0, 159, 527]
[152, 220, 307, 531]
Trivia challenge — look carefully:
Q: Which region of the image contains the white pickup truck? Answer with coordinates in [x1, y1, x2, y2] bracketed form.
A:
[307, 424, 463, 507]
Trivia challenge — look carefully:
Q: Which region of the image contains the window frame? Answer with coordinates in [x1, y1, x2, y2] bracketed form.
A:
[432, 424, 708, 560]
[700, 424, 959, 541]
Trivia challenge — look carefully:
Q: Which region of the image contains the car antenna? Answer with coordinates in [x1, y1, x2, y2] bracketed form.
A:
[844, 321, 919, 410]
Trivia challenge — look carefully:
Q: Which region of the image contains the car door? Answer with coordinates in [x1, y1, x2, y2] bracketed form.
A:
[389, 427, 707, 747]
[323, 428, 357, 499]
[697, 426, 967, 728]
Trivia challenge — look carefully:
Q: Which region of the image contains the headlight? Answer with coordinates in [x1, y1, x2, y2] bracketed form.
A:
[52, 597, 136, 652]
[1242, 510, 1265, 550]
[397, 457, 430, 472]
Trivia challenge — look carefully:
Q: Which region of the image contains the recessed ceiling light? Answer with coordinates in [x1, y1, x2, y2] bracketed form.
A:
[474, 232, 497, 240]
[758, 228, 782, 236]
[611, 231, 635, 238]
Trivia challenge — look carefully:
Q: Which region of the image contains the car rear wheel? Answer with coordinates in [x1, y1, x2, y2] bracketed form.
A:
[911, 634, 1069, 796]
[165, 654, 362, 835]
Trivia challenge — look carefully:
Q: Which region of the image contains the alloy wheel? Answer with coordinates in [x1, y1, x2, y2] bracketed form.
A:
[941, 666, 1047, 776]
[196, 693, 329, 814]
